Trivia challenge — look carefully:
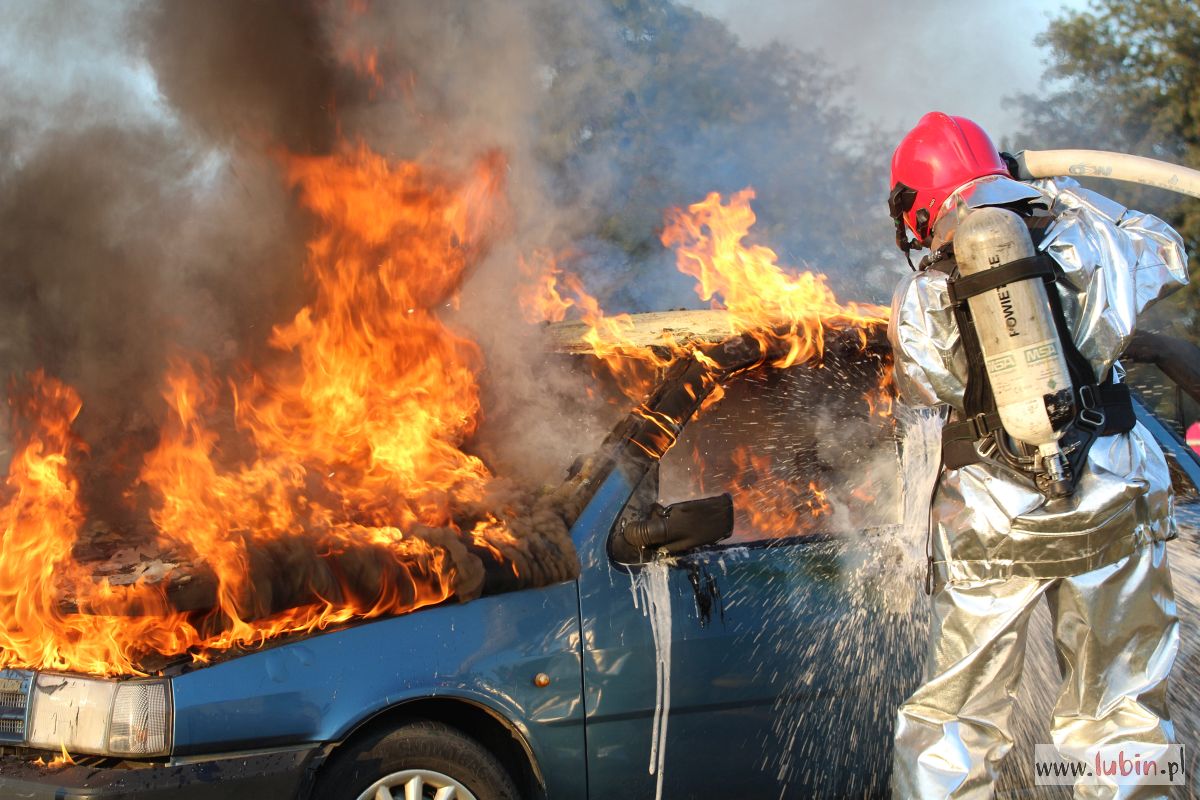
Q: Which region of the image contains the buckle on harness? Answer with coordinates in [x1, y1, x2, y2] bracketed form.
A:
[969, 413, 992, 440]
[1077, 385, 1105, 431]
[975, 434, 998, 460]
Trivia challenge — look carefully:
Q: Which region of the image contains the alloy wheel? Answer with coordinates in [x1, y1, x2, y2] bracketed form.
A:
[356, 768, 478, 800]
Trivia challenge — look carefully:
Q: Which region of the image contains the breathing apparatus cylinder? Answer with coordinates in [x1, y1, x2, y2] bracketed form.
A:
[953, 207, 1075, 496]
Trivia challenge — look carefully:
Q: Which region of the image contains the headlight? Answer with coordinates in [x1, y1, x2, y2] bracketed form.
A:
[108, 682, 170, 755]
[27, 673, 172, 757]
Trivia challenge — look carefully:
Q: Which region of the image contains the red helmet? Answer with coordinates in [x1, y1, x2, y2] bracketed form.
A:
[888, 112, 1009, 249]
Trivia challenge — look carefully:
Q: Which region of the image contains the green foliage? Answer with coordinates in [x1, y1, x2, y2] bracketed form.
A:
[1011, 0, 1200, 336]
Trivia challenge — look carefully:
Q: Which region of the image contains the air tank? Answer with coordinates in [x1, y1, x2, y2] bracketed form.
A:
[953, 206, 1075, 495]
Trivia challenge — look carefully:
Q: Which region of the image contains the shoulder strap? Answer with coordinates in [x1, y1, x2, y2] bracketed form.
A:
[1040, 269, 1097, 388]
[936, 255, 994, 421]
[954, 300, 995, 421]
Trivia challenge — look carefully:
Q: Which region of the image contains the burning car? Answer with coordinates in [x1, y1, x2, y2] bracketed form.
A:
[0, 310, 916, 799]
[0, 133, 921, 798]
[0, 303, 1194, 799]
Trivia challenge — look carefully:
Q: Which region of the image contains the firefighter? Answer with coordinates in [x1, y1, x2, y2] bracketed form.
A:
[886, 112, 1189, 798]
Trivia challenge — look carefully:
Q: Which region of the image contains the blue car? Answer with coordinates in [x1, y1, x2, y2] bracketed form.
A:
[0, 324, 1194, 800]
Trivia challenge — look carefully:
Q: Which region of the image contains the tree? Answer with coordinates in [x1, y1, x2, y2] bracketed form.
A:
[1009, 0, 1200, 336]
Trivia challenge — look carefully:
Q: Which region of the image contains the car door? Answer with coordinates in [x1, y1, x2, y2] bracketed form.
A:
[578, 353, 919, 799]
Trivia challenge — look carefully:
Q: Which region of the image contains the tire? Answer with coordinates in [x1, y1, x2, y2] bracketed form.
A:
[313, 718, 521, 800]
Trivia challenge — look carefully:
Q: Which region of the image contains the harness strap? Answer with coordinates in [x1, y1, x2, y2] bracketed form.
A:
[1041, 263, 1098, 389]
[1095, 381, 1136, 432]
[947, 255, 1056, 305]
[930, 253, 996, 433]
[942, 411, 1003, 470]
[950, 296, 994, 427]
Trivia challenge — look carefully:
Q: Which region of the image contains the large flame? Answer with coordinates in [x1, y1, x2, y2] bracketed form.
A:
[660, 188, 887, 367]
[0, 374, 196, 675]
[141, 145, 507, 646]
[0, 147, 892, 674]
[522, 188, 888, 397]
[0, 144, 523, 675]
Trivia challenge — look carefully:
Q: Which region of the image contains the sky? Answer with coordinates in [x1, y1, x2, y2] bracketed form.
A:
[682, 0, 1088, 140]
[0, 0, 1088, 159]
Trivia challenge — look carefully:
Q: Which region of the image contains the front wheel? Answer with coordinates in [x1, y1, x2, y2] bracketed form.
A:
[313, 719, 520, 800]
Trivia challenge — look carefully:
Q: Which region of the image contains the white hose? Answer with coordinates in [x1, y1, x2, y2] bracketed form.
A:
[1019, 149, 1200, 200]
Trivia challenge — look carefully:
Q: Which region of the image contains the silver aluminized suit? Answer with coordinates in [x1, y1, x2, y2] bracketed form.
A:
[889, 175, 1190, 799]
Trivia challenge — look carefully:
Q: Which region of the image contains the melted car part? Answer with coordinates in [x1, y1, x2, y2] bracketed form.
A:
[684, 561, 724, 628]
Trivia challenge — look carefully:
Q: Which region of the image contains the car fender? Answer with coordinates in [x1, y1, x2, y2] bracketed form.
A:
[170, 580, 584, 795]
[333, 692, 548, 795]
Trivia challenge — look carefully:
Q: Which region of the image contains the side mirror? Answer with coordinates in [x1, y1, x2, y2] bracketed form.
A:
[612, 493, 734, 562]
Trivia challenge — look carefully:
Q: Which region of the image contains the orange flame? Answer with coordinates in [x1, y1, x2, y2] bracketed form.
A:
[519, 250, 675, 403]
[518, 251, 575, 324]
[0, 143, 523, 675]
[137, 144, 507, 652]
[52, 742, 75, 767]
[33, 741, 76, 769]
[864, 363, 896, 419]
[660, 188, 887, 368]
[850, 485, 877, 505]
[522, 189, 889, 404]
[726, 447, 830, 539]
[33, 741, 75, 769]
[334, 2, 387, 98]
[0, 374, 196, 675]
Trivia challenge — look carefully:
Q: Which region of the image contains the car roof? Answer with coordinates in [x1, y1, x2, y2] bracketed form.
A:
[545, 309, 736, 354]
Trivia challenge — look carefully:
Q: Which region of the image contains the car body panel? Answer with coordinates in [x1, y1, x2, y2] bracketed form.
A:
[163, 465, 652, 798]
[577, 502, 910, 798]
[171, 579, 586, 796]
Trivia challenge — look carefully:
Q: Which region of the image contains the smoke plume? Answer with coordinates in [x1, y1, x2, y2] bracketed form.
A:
[0, 0, 895, 493]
